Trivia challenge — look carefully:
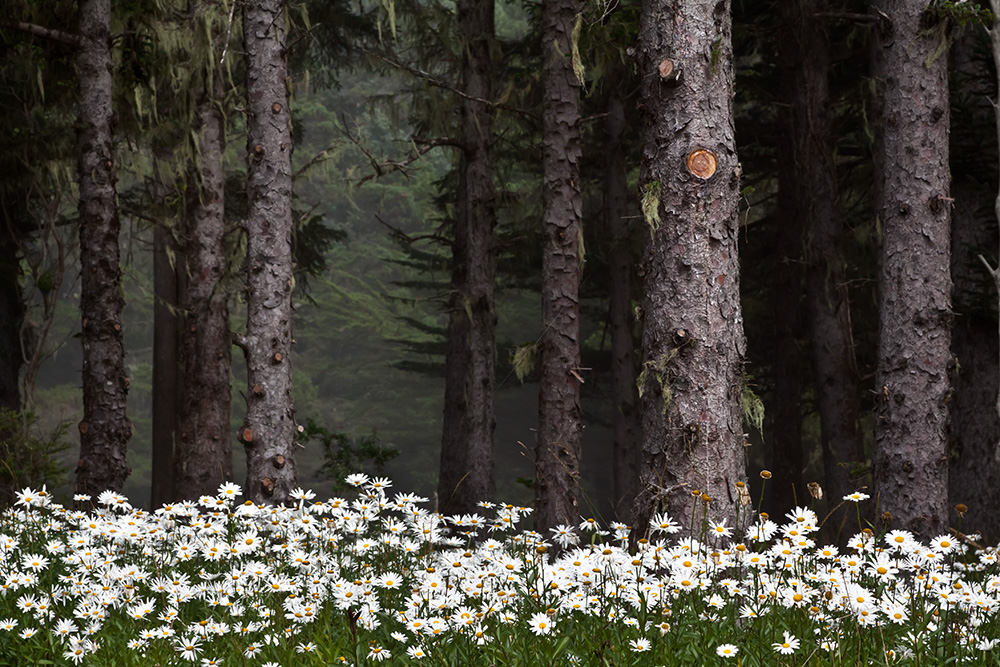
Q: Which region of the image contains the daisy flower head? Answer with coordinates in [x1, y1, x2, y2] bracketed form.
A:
[708, 518, 732, 538]
[884, 529, 916, 551]
[930, 534, 956, 554]
[843, 491, 870, 502]
[344, 473, 370, 487]
[785, 506, 818, 526]
[528, 611, 554, 636]
[368, 643, 391, 661]
[650, 512, 681, 535]
[629, 638, 651, 653]
[716, 644, 739, 658]
[406, 645, 428, 659]
[772, 631, 800, 655]
[217, 482, 242, 499]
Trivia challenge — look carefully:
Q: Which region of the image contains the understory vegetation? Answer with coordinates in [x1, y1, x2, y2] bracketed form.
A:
[0, 475, 997, 666]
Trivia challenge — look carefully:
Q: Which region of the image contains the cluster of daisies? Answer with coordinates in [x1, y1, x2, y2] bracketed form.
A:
[0, 476, 998, 666]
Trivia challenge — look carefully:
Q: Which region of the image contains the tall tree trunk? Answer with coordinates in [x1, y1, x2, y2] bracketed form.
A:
[604, 83, 640, 522]
[151, 219, 178, 507]
[175, 58, 233, 501]
[535, 0, 583, 534]
[75, 0, 131, 496]
[785, 0, 865, 514]
[873, 0, 952, 538]
[438, 0, 497, 517]
[632, 0, 747, 533]
[240, 0, 297, 504]
[949, 13, 1000, 542]
[769, 117, 805, 516]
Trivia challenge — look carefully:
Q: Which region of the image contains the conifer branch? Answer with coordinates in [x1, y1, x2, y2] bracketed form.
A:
[0, 19, 83, 47]
[361, 48, 538, 121]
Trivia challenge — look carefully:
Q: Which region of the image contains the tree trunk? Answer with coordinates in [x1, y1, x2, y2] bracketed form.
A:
[240, 0, 297, 504]
[0, 229, 21, 412]
[535, 0, 583, 534]
[949, 19, 1000, 542]
[632, 0, 747, 534]
[438, 0, 497, 517]
[873, 0, 952, 538]
[151, 220, 178, 507]
[604, 84, 640, 523]
[175, 58, 233, 502]
[784, 0, 865, 515]
[75, 0, 131, 496]
[769, 113, 805, 516]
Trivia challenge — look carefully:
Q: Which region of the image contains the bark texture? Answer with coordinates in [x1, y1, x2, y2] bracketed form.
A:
[783, 0, 865, 510]
[438, 0, 497, 516]
[75, 0, 131, 495]
[535, 0, 583, 534]
[632, 0, 747, 533]
[175, 62, 233, 501]
[873, 0, 952, 538]
[241, 0, 297, 504]
[604, 85, 640, 522]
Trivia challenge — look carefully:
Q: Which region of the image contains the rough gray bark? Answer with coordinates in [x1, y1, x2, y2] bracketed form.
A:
[873, 0, 952, 538]
[535, 0, 583, 534]
[784, 0, 865, 510]
[239, 0, 297, 504]
[604, 84, 640, 522]
[175, 63, 233, 501]
[438, 0, 497, 517]
[75, 0, 131, 495]
[632, 0, 747, 534]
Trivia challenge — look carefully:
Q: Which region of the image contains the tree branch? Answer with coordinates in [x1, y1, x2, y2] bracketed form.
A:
[0, 19, 82, 47]
[361, 47, 539, 121]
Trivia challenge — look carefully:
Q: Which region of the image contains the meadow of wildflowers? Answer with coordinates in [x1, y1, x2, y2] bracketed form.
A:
[1, 473, 999, 666]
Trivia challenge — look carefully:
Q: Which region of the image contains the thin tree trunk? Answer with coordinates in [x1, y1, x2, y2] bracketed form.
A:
[784, 0, 865, 514]
[151, 220, 178, 507]
[535, 0, 583, 534]
[75, 0, 131, 496]
[0, 227, 21, 412]
[873, 0, 952, 538]
[239, 0, 297, 504]
[438, 0, 497, 516]
[604, 84, 640, 522]
[950, 9, 1000, 542]
[632, 0, 747, 534]
[770, 114, 805, 516]
[175, 60, 233, 501]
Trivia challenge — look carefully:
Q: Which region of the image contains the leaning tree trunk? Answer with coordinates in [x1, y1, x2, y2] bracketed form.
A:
[873, 0, 952, 538]
[175, 62, 233, 501]
[75, 0, 131, 496]
[535, 0, 583, 534]
[632, 0, 747, 534]
[604, 82, 640, 523]
[438, 0, 497, 517]
[784, 0, 865, 514]
[239, 0, 297, 504]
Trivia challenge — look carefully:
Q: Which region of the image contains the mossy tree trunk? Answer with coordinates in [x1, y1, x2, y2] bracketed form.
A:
[632, 0, 747, 534]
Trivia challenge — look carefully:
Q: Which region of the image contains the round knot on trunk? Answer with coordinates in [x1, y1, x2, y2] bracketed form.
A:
[686, 149, 717, 180]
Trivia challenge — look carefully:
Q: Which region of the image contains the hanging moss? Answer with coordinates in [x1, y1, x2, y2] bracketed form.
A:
[641, 180, 661, 237]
